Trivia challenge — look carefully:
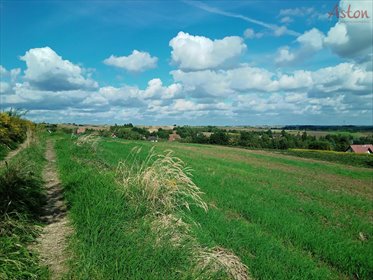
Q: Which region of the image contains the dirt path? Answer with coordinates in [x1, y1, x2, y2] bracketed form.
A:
[34, 140, 72, 279]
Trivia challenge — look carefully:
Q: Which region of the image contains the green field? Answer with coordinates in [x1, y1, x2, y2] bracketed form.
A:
[52, 135, 373, 279]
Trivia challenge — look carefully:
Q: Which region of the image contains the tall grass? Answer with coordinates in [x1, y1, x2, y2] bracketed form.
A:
[116, 146, 208, 214]
[0, 136, 48, 279]
[116, 146, 249, 280]
[55, 137, 250, 279]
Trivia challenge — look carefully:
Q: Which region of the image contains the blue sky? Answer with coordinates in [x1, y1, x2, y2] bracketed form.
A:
[0, 0, 372, 125]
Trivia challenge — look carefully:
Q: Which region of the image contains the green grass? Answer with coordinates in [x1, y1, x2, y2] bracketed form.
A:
[0, 144, 8, 160]
[281, 149, 373, 168]
[0, 135, 49, 280]
[55, 136, 373, 279]
[55, 138, 210, 279]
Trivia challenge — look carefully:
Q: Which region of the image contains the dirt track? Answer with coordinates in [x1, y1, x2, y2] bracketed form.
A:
[34, 140, 72, 279]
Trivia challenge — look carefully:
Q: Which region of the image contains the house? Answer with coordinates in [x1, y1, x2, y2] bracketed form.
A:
[76, 127, 86, 134]
[147, 136, 158, 142]
[168, 132, 181, 142]
[346, 144, 373, 154]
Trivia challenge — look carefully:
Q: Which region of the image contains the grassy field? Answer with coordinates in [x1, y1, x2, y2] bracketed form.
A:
[54, 136, 373, 279]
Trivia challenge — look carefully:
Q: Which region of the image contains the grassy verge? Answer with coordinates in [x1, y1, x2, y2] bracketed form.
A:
[0, 134, 49, 279]
[55, 135, 248, 279]
[280, 149, 373, 168]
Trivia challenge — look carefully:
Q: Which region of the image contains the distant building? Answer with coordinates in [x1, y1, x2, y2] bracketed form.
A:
[147, 136, 158, 142]
[168, 132, 181, 142]
[346, 145, 373, 154]
[76, 127, 86, 134]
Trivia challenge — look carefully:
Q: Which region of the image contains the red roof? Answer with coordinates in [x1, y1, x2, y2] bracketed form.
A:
[348, 145, 373, 153]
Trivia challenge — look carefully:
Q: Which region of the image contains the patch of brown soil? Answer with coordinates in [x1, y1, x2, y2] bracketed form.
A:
[34, 140, 72, 279]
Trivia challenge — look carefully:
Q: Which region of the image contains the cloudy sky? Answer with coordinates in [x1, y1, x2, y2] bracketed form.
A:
[0, 0, 372, 125]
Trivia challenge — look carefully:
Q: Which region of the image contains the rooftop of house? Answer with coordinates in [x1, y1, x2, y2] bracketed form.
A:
[348, 144, 373, 153]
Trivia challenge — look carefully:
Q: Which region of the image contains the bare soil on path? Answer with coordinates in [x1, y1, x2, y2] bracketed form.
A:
[34, 140, 72, 280]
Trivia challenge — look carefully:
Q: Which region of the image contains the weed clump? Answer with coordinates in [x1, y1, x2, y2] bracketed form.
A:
[116, 146, 208, 214]
[0, 163, 45, 217]
[116, 147, 250, 280]
[75, 134, 99, 152]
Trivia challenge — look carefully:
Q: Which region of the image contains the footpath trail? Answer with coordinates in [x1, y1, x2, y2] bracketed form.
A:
[34, 140, 72, 280]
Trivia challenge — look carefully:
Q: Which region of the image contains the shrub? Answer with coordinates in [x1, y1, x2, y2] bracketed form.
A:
[0, 163, 45, 217]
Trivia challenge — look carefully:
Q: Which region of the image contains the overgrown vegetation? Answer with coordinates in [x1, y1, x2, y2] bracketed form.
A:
[0, 109, 34, 160]
[0, 137, 48, 279]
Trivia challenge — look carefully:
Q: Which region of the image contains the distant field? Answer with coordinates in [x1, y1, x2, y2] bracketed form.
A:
[55, 137, 373, 279]
[280, 149, 373, 168]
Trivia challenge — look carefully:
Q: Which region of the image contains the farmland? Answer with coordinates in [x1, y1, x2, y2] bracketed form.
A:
[50, 135, 373, 279]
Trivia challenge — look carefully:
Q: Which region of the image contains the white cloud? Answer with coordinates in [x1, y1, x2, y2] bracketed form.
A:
[20, 47, 98, 91]
[324, 0, 373, 65]
[324, 23, 349, 46]
[275, 47, 295, 64]
[273, 26, 289, 37]
[279, 7, 314, 17]
[311, 63, 372, 95]
[280, 16, 293, 24]
[275, 28, 325, 66]
[169, 31, 246, 70]
[297, 28, 324, 51]
[0, 82, 10, 94]
[103, 50, 158, 72]
[0, 65, 7, 76]
[243, 28, 263, 39]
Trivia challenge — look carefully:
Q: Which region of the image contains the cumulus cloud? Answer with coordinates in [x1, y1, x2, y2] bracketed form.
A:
[275, 47, 295, 64]
[20, 47, 98, 91]
[310, 63, 372, 96]
[172, 66, 315, 96]
[169, 31, 246, 70]
[103, 50, 158, 72]
[275, 28, 325, 65]
[297, 28, 324, 51]
[324, 0, 372, 66]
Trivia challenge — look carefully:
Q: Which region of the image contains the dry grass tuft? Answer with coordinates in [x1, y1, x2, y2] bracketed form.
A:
[150, 213, 194, 247]
[75, 135, 99, 152]
[116, 147, 251, 280]
[116, 146, 208, 213]
[195, 246, 251, 280]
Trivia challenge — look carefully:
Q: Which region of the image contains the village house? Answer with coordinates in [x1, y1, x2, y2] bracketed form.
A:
[346, 144, 373, 154]
[168, 132, 181, 142]
[76, 127, 86, 134]
[147, 136, 158, 142]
